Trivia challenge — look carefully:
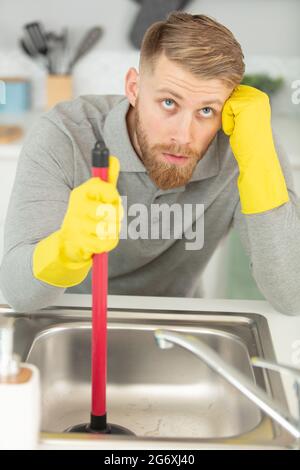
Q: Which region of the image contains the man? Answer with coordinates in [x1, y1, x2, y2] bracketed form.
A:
[1, 12, 300, 314]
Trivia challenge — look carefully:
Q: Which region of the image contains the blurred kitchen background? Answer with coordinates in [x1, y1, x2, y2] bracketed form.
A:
[0, 0, 299, 301]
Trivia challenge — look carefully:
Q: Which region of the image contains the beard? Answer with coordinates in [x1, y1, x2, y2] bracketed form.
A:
[133, 104, 214, 190]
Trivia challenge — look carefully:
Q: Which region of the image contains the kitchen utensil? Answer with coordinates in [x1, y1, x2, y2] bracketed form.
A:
[19, 38, 50, 72]
[24, 22, 53, 73]
[19, 37, 37, 58]
[67, 26, 103, 73]
[45, 29, 68, 75]
[58, 28, 69, 75]
[24, 22, 48, 55]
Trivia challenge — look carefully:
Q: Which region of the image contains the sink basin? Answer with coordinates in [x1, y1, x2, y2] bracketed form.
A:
[27, 323, 261, 438]
[0, 305, 292, 447]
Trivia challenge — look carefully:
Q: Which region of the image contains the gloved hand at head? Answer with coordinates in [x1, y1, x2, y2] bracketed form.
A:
[33, 156, 123, 288]
[222, 84, 289, 214]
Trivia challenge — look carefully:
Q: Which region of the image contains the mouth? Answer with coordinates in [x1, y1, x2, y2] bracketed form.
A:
[162, 152, 189, 166]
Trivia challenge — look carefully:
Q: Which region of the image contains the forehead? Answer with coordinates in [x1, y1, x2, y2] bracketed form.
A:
[144, 53, 233, 105]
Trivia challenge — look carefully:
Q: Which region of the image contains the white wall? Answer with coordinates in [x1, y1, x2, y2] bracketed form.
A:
[0, 0, 299, 57]
[1, 0, 299, 113]
[189, 0, 300, 58]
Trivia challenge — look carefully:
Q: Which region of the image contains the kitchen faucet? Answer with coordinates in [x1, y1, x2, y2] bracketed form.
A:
[154, 329, 300, 447]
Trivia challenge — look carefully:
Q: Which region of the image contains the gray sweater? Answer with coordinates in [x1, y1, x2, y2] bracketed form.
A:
[1, 95, 300, 314]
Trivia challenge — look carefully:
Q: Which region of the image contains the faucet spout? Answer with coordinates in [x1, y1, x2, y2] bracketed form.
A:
[154, 329, 300, 441]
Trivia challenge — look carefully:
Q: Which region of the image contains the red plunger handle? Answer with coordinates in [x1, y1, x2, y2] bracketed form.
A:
[90, 141, 109, 431]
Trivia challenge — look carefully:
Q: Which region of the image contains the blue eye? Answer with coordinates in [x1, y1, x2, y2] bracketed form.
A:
[200, 107, 214, 117]
[162, 98, 175, 110]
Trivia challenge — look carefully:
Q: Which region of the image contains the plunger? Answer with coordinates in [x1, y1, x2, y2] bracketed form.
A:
[65, 141, 134, 435]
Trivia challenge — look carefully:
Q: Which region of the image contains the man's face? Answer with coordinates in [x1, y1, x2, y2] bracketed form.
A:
[126, 54, 234, 189]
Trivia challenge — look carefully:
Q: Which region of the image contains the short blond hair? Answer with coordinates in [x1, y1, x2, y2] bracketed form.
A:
[140, 12, 245, 88]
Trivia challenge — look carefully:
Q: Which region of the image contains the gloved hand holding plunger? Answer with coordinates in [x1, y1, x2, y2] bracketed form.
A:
[33, 148, 123, 287]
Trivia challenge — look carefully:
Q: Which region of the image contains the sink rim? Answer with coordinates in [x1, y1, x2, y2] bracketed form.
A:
[26, 320, 254, 361]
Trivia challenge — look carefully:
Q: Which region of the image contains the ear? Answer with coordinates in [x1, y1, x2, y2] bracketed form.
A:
[125, 67, 139, 107]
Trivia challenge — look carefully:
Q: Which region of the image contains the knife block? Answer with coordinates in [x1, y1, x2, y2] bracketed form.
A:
[46, 74, 73, 110]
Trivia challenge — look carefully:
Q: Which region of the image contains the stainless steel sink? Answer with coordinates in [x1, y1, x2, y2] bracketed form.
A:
[0, 304, 292, 447]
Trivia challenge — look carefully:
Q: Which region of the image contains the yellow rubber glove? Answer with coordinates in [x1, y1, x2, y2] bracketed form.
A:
[222, 84, 289, 214]
[33, 156, 123, 288]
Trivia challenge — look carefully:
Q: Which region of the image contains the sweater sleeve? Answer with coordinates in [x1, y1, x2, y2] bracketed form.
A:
[0, 115, 75, 312]
[233, 133, 300, 316]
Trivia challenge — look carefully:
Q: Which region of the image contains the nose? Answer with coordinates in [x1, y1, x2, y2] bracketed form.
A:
[171, 113, 194, 146]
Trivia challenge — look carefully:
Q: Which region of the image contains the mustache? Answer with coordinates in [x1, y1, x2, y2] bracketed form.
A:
[151, 144, 200, 160]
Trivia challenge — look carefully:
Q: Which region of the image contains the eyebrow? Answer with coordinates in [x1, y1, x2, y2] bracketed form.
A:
[156, 88, 223, 107]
